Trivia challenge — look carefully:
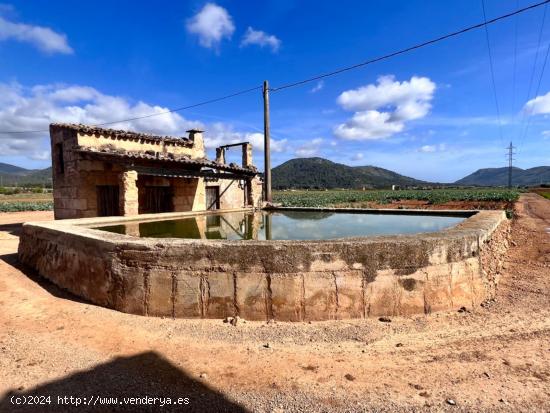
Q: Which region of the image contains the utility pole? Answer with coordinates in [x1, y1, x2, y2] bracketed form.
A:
[506, 141, 516, 189]
[263, 80, 272, 203]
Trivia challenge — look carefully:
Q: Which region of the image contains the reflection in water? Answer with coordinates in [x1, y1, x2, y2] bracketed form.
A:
[94, 210, 466, 241]
[265, 213, 272, 241]
[276, 211, 335, 220]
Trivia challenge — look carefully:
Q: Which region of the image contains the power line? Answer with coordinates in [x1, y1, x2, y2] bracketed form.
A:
[512, 0, 520, 114]
[0, 85, 262, 134]
[270, 0, 550, 92]
[523, 4, 548, 106]
[481, 0, 504, 146]
[518, 39, 550, 152]
[516, 1, 548, 150]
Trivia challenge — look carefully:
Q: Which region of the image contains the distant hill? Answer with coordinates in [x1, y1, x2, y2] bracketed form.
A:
[455, 166, 550, 186]
[0, 163, 52, 186]
[0, 162, 29, 174]
[272, 157, 428, 189]
[2, 158, 548, 189]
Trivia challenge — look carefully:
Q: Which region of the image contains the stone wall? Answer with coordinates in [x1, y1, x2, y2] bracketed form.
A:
[172, 178, 197, 212]
[76, 130, 205, 159]
[18, 209, 509, 321]
[76, 163, 122, 217]
[50, 124, 257, 219]
[250, 177, 263, 208]
[51, 127, 75, 219]
[212, 180, 243, 210]
[119, 171, 138, 216]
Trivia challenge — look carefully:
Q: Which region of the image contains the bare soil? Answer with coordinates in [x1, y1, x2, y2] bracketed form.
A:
[0, 194, 549, 412]
[531, 188, 550, 200]
[0, 194, 53, 203]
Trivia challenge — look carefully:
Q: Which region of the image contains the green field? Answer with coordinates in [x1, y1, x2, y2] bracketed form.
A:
[539, 192, 550, 200]
[0, 202, 54, 212]
[273, 189, 520, 208]
[0, 189, 525, 212]
[0, 193, 54, 212]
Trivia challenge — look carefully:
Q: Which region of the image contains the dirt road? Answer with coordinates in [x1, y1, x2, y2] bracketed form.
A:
[0, 195, 548, 412]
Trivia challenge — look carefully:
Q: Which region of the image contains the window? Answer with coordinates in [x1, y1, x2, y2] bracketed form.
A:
[55, 143, 64, 174]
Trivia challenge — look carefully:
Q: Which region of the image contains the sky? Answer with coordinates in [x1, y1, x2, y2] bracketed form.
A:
[0, 0, 550, 182]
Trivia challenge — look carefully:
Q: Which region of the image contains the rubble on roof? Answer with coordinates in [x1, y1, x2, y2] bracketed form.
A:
[76, 145, 256, 174]
[50, 123, 194, 146]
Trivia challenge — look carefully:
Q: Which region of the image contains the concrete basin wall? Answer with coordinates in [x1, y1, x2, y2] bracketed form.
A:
[17, 209, 510, 321]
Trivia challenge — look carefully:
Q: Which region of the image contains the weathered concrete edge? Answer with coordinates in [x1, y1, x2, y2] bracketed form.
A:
[18, 209, 509, 321]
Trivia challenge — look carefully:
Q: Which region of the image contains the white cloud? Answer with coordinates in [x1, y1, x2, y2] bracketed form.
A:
[310, 81, 324, 93]
[418, 143, 446, 153]
[248, 134, 287, 153]
[542, 130, 550, 139]
[241, 27, 280, 52]
[204, 122, 287, 153]
[295, 138, 323, 157]
[47, 85, 100, 102]
[0, 81, 281, 162]
[523, 90, 550, 116]
[0, 15, 73, 54]
[351, 152, 364, 161]
[334, 75, 436, 140]
[334, 110, 404, 140]
[186, 3, 234, 49]
[419, 145, 436, 153]
[30, 150, 50, 160]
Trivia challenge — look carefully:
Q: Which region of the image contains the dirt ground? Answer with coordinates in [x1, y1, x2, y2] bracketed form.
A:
[0, 194, 548, 412]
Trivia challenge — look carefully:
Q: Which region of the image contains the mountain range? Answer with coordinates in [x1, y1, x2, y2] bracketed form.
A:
[455, 166, 550, 186]
[0, 163, 52, 186]
[272, 158, 429, 189]
[1, 158, 549, 188]
[272, 158, 550, 189]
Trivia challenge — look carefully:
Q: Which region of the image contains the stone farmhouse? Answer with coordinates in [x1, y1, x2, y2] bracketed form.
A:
[50, 123, 262, 219]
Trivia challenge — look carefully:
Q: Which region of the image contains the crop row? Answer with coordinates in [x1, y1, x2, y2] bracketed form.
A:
[0, 202, 54, 212]
[273, 189, 520, 207]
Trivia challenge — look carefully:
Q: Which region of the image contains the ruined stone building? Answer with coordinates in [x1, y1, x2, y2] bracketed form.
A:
[50, 123, 262, 219]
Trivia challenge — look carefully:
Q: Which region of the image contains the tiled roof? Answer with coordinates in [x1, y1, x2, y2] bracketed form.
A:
[50, 123, 194, 146]
[76, 146, 257, 175]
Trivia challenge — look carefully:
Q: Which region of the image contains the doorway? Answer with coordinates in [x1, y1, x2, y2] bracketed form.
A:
[206, 186, 220, 210]
[142, 186, 173, 213]
[97, 185, 120, 217]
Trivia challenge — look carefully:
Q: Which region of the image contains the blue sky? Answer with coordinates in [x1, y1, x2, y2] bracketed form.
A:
[0, 0, 549, 182]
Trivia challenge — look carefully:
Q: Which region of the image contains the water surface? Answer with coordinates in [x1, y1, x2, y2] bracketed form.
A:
[94, 210, 466, 240]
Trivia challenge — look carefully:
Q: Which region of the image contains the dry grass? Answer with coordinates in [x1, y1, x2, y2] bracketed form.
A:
[0, 193, 53, 203]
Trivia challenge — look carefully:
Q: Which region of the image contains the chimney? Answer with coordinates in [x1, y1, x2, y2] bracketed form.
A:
[242, 143, 253, 168]
[186, 129, 205, 158]
[216, 147, 226, 164]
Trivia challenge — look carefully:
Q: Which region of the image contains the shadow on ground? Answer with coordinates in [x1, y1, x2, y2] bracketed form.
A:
[0, 351, 248, 412]
[0, 222, 24, 237]
[0, 251, 93, 305]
